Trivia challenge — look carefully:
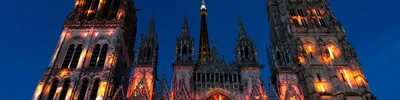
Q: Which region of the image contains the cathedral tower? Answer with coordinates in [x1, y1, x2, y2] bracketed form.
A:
[126, 14, 159, 100]
[171, 12, 196, 100]
[33, 0, 137, 100]
[235, 15, 268, 100]
[266, 0, 375, 100]
[197, 0, 212, 64]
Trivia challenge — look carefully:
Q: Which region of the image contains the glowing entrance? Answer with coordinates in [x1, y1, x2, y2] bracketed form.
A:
[206, 93, 232, 100]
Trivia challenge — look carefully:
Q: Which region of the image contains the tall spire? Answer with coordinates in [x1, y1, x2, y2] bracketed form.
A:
[198, 0, 211, 64]
[181, 12, 190, 36]
[147, 13, 155, 37]
[238, 14, 247, 36]
[201, 0, 207, 11]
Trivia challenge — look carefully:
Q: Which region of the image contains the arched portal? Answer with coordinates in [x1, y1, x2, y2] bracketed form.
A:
[200, 88, 235, 100]
[206, 93, 232, 100]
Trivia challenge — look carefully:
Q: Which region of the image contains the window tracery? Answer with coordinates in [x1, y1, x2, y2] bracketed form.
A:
[78, 79, 89, 100]
[47, 79, 59, 100]
[59, 79, 71, 100]
[90, 79, 100, 100]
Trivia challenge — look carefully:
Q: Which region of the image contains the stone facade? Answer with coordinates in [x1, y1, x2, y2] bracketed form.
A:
[32, 0, 137, 100]
[33, 0, 377, 100]
[167, 1, 268, 100]
[266, 0, 376, 100]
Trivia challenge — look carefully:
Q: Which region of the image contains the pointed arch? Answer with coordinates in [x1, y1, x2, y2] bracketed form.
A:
[70, 44, 83, 69]
[325, 41, 341, 60]
[78, 78, 89, 100]
[147, 46, 152, 59]
[89, 44, 101, 68]
[59, 78, 71, 100]
[200, 88, 235, 100]
[90, 79, 101, 100]
[182, 45, 188, 60]
[244, 46, 250, 60]
[97, 44, 108, 68]
[47, 79, 59, 100]
[62, 44, 75, 69]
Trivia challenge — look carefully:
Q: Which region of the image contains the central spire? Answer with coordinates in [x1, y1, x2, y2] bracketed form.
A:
[201, 0, 207, 11]
[198, 0, 211, 64]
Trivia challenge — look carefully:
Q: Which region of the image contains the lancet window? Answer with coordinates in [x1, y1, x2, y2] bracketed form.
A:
[90, 79, 100, 100]
[59, 79, 71, 100]
[78, 79, 89, 100]
[47, 79, 59, 100]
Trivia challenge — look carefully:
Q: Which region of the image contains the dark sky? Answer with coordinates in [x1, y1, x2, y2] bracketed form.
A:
[0, 0, 398, 99]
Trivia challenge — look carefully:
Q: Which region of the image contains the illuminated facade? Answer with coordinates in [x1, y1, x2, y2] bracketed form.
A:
[32, 0, 137, 100]
[168, 0, 268, 100]
[126, 14, 159, 100]
[33, 0, 377, 100]
[266, 0, 376, 100]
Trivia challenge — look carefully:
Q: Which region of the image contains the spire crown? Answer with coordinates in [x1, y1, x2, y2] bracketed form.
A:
[238, 14, 247, 37]
[201, 0, 207, 10]
[147, 13, 156, 37]
[181, 12, 190, 36]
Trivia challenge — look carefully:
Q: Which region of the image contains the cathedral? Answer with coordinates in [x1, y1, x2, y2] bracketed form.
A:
[32, 0, 376, 100]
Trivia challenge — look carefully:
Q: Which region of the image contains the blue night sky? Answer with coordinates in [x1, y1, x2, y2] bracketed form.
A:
[0, 0, 399, 99]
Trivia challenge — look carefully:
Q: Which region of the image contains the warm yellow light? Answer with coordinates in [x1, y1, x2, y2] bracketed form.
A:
[355, 76, 364, 82]
[304, 44, 314, 54]
[86, 10, 96, 15]
[291, 15, 305, 26]
[108, 58, 113, 64]
[315, 82, 328, 93]
[56, 86, 63, 94]
[75, 1, 79, 6]
[65, 88, 73, 100]
[96, 81, 107, 100]
[145, 72, 154, 99]
[290, 96, 296, 100]
[327, 45, 335, 59]
[343, 70, 353, 88]
[97, 0, 105, 10]
[298, 56, 305, 64]
[322, 56, 331, 63]
[34, 83, 44, 100]
[117, 10, 125, 20]
[59, 69, 68, 76]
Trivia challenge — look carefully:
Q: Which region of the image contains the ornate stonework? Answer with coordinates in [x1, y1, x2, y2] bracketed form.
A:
[32, 0, 137, 100]
[33, 0, 376, 100]
[266, 0, 376, 100]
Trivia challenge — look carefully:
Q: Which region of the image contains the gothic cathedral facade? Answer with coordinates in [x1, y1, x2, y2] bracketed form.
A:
[267, 0, 376, 100]
[32, 0, 137, 100]
[33, 0, 376, 100]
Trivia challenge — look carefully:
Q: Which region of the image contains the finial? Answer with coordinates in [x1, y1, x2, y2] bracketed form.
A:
[147, 13, 155, 37]
[182, 12, 190, 35]
[200, 0, 207, 10]
[238, 14, 246, 36]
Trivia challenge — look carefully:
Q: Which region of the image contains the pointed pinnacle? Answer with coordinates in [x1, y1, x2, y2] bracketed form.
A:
[238, 14, 246, 36]
[181, 12, 190, 37]
[147, 13, 155, 37]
